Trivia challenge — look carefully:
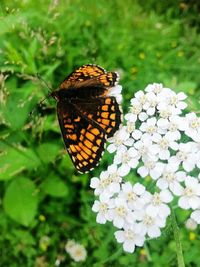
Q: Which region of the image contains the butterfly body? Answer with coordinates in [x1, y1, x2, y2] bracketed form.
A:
[51, 64, 122, 173]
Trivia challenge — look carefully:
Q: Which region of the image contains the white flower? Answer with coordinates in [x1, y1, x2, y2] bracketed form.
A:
[55, 258, 61, 266]
[65, 240, 76, 253]
[127, 99, 143, 120]
[169, 143, 196, 172]
[107, 164, 123, 183]
[137, 156, 164, 180]
[196, 151, 200, 168]
[157, 115, 182, 140]
[114, 146, 139, 176]
[107, 126, 133, 153]
[107, 197, 135, 228]
[125, 120, 136, 133]
[139, 117, 158, 140]
[65, 240, 87, 262]
[144, 83, 163, 94]
[178, 176, 200, 210]
[156, 163, 186, 195]
[90, 171, 111, 196]
[151, 133, 178, 160]
[119, 182, 151, 210]
[191, 210, 200, 224]
[69, 244, 87, 262]
[138, 112, 148, 122]
[138, 211, 166, 238]
[134, 90, 147, 106]
[109, 85, 123, 103]
[129, 98, 148, 121]
[164, 90, 187, 111]
[183, 112, 200, 140]
[92, 194, 114, 224]
[191, 133, 200, 143]
[185, 218, 197, 230]
[125, 120, 143, 140]
[134, 138, 154, 161]
[143, 91, 158, 116]
[125, 113, 137, 123]
[115, 224, 145, 253]
[156, 87, 184, 113]
[145, 190, 172, 218]
[90, 164, 122, 196]
[157, 104, 180, 119]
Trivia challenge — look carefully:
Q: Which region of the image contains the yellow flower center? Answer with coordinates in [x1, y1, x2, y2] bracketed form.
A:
[152, 193, 161, 205]
[190, 119, 200, 129]
[116, 206, 127, 217]
[144, 215, 154, 226]
[159, 138, 169, 149]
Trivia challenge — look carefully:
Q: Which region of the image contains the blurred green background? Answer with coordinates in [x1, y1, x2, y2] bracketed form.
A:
[0, 0, 200, 266]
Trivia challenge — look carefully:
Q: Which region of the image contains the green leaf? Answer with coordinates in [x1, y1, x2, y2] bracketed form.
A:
[3, 177, 39, 226]
[42, 175, 68, 197]
[0, 143, 40, 180]
[2, 91, 31, 130]
[37, 143, 60, 163]
[13, 229, 36, 246]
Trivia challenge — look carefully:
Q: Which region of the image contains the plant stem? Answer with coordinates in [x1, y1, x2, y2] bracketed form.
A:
[171, 208, 185, 267]
[144, 243, 152, 262]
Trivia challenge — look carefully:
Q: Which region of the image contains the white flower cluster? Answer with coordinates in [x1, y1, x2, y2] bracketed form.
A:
[90, 83, 200, 253]
[65, 240, 87, 262]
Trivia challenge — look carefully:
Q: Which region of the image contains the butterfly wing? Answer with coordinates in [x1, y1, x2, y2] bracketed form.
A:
[53, 64, 122, 173]
[65, 64, 106, 81]
[59, 64, 119, 91]
[57, 100, 106, 173]
[72, 96, 122, 138]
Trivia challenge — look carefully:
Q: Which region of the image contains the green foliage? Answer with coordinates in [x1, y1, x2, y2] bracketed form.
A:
[3, 177, 38, 226]
[0, 143, 40, 180]
[0, 0, 200, 266]
[41, 174, 68, 197]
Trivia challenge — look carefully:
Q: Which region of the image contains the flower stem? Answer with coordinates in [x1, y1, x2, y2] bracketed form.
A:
[144, 243, 152, 262]
[171, 208, 185, 267]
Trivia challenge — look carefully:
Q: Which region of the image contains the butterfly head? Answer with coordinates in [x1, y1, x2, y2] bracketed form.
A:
[50, 90, 60, 101]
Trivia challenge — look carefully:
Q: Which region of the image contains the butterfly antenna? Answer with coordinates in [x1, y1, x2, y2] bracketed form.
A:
[29, 73, 53, 117]
[36, 73, 53, 95]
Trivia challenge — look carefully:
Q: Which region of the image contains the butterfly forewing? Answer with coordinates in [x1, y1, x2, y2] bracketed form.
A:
[60, 64, 118, 91]
[66, 64, 106, 82]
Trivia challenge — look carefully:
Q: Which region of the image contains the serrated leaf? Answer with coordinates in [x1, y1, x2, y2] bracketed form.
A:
[42, 175, 68, 197]
[3, 177, 38, 226]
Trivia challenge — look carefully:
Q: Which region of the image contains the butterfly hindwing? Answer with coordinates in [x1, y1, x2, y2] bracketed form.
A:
[57, 101, 106, 173]
[72, 96, 122, 138]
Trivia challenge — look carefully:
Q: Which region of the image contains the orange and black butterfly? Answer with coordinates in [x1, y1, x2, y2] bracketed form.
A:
[51, 64, 122, 173]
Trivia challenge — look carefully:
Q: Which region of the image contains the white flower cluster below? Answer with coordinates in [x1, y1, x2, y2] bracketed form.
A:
[90, 83, 200, 253]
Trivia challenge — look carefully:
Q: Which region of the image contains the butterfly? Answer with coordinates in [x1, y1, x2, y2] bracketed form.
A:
[51, 64, 122, 173]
